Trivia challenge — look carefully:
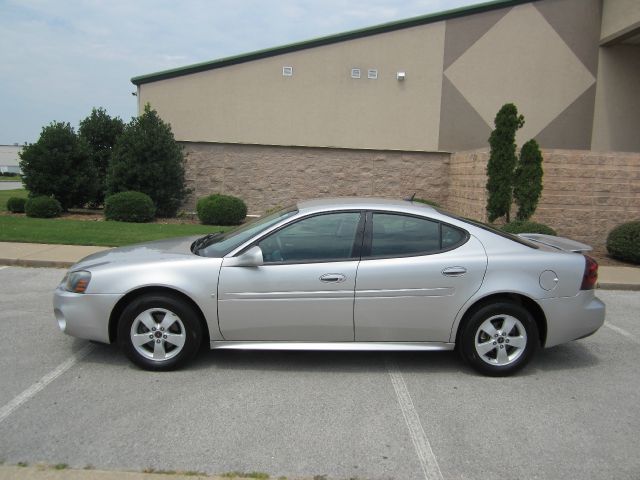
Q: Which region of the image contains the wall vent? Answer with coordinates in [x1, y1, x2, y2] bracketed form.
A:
[282, 66, 293, 77]
[351, 68, 361, 79]
[367, 69, 378, 79]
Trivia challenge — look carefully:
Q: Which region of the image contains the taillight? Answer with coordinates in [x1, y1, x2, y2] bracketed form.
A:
[581, 255, 598, 290]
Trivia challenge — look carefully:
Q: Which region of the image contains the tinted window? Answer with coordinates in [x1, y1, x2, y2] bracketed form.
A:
[442, 224, 466, 249]
[371, 213, 440, 257]
[259, 212, 361, 263]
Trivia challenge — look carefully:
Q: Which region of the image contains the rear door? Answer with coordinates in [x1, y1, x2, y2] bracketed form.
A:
[354, 212, 487, 342]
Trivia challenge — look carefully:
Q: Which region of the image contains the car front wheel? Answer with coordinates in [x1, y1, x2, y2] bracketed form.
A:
[118, 294, 202, 371]
[459, 302, 539, 376]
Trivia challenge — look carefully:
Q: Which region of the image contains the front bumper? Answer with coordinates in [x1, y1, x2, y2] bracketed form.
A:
[53, 288, 123, 344]
[539, 290, 605, 348]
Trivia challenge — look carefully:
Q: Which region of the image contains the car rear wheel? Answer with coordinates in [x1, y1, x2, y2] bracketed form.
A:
[118, 294, 202, 371]
[459, 302, 539, 376]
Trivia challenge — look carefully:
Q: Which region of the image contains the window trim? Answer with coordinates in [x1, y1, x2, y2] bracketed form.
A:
[238, 210, 367, 265]
[361, 210, 470, 260]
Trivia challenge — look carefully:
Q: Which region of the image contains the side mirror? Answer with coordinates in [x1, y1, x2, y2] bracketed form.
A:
[225, 245, 264, 267]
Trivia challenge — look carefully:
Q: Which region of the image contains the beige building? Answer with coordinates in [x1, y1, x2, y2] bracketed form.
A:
[131, 0, 640, 249]
[133, 0, 639, 153]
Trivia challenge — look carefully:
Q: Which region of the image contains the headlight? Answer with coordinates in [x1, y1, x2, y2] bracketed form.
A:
[64, 270, 92, 293]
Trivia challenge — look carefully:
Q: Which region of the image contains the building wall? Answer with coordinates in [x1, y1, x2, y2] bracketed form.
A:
[600, 0, 640, 44]
[139, 0, 606, 152]
[0, 145, 22, 173]
[182, 142, 640, 250]
[446, 148, 640, 249]
[182, 142, 450, 213]
[591, 44, 640, 152]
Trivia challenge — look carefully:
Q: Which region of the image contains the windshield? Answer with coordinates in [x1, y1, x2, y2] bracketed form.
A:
[195, 206, 298, 257]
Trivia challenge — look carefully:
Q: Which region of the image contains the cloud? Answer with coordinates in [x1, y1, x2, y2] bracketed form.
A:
[0, 0, 479, 143]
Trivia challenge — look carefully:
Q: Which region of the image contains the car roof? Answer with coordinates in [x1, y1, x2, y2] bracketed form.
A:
[296, 197, 437, 214]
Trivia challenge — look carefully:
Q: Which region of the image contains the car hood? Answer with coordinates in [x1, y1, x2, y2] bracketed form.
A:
[71, 235, 202, 271]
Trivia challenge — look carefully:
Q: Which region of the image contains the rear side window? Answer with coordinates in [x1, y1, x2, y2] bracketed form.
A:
[369, 213, 467, 258]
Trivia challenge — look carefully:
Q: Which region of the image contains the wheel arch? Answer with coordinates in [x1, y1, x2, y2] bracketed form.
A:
[452, 292, 547, 347]
[109, 286, 210, 345]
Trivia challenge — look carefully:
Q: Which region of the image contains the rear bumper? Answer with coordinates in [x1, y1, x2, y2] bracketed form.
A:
[539, 291, 605, 348]
[53, 288, 122, 344]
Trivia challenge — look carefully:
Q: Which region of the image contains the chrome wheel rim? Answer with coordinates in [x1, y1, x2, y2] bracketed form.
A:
[130, 308, 186, 362]
[474, 314, 527, 366]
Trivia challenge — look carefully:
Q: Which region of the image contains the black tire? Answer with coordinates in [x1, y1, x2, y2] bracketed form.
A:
[459, 302, 539, 376]
[118, 293, 202, 371]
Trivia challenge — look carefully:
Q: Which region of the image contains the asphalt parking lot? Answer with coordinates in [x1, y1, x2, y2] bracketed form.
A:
[1, 266, 639, 480]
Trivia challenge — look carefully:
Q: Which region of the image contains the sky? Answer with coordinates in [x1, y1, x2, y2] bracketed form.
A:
[0, 0, 482, 145]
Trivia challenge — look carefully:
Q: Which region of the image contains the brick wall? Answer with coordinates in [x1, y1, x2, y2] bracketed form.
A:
[182, 142, 450, 214]
[182, 142, 640, 249]
[446, 148, 640, 248]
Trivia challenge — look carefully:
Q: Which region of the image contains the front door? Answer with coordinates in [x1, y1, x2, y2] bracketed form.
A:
[218, 211, 364, 341]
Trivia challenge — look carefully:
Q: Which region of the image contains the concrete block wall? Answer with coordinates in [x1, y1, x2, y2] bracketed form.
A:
[446, 148, 640, 248]
[181, 142, 640, 249]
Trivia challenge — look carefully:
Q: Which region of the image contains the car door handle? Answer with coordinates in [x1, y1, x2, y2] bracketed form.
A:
[442, 266, 467, 277]
[320, 273, 346, 283]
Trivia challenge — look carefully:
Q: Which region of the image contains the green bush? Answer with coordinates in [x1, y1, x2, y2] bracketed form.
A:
[413, 198, 440, 208]
[25, 196, 62, 218]
[19, 122, 98, 210]
[197, 194, 247, 225]
[606, 221, 640, 264]
[104, 191, 155, 223]
[7, 197, 27, 213]
[107, 104, 187, 217]
[486, 103, 524, 223]
[514, 139, 543, 221]
[502, 221, 556, 236]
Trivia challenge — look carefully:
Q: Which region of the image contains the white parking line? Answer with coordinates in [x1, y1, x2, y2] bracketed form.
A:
[605, 321, 639, 345]
[387, 359, 444, 480]
[0, 344, 94, 425]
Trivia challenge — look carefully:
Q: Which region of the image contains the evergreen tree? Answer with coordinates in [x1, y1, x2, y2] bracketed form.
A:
[107, 104, 187, 217]
[486, 103, 524, 223]
[79, 108, 124, 205]
[514, 139, 543, 221]
[19, 122, 98, 210]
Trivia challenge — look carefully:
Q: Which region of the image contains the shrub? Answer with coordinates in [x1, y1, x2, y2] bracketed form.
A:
[197, 194, 247, 225]
[107, 104, 187, 217]
[514, 139, 543, 221]
[413, 198, 440, 208]
[502, 221, 556, 236]
[79, 107, 125, 206]
[19, 122, 98, 210]
[7, 197, 27, 213]
[606, 221, 640, 264]
[104, 191, 155, 223]
[486, 103, 524, 223]
[25, 196, 62, 218]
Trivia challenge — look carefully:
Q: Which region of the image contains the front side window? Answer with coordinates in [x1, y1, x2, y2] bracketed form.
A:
[258, 212, 362, 263]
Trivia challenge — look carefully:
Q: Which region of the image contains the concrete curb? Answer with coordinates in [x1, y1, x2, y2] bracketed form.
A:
[0, 258, 74, 269]
[597, 282, 640, 291]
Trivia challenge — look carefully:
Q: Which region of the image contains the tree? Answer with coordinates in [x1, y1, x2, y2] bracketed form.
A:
[514, 139, 543, 221]
[19, 122, 98, 210]
[79, 108, 124, 205]
[107, 104, 187, 217]
[486, 103, 524, 223]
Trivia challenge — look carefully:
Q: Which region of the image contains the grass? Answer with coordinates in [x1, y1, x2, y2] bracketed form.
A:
[0, 215, 230, 247]
[53, 463, 68, 470]
[0, 176, 22, 182]
[0, 188, 28, 212]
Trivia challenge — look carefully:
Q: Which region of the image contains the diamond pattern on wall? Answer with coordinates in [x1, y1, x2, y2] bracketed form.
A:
[444, 3, 596, 144]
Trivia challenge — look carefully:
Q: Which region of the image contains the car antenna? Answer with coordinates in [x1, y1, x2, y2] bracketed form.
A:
[404, 192, 416, 202]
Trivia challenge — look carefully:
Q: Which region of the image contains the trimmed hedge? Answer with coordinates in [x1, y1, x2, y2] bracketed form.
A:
[502, 220, 556, 236]
[607, 221, 640, 264]
[197, 194, 247, 226]
[413, 198, 440, 208]
[25, 196, 62, 218]
[7, 197, 27, 213]
[104, 191, 155, 223]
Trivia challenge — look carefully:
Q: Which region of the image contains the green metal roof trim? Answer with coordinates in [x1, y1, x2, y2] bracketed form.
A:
[131, 0, 535, 86]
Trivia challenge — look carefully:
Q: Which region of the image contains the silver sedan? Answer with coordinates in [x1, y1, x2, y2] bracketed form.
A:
[53, 198, 605, 376]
